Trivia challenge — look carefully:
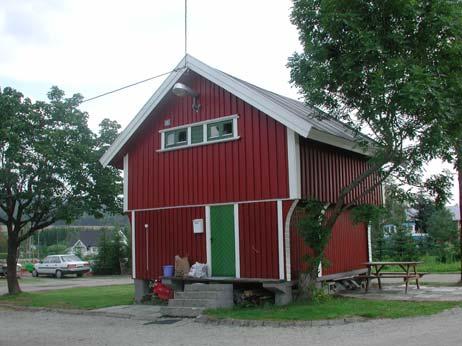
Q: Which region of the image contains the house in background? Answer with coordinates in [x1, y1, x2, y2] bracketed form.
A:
[66, 230, 128, 257]
[100, 55, 382, 304]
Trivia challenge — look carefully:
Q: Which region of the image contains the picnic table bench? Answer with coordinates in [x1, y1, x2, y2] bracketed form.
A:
[357, 261, 426, 294]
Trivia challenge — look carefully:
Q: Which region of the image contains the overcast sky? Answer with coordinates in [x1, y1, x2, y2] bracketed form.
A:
[0, 0, 458, 204]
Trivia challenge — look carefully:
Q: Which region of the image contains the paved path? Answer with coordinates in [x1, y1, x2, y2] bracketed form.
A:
[0, 307, 462, 346]
[340, 284, 462, 301]
[385, 273, 461, 284]
[0, 275, 133, 295]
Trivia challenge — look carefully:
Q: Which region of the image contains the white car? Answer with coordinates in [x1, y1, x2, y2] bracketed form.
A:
[32, 255, 90, 278]
[0, 262, 22, 276]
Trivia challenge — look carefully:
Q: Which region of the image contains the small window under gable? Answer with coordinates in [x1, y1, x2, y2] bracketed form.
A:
[165, 128, 188, 148]
[159, 114, 239, 151]
[207, 119, 234, 141]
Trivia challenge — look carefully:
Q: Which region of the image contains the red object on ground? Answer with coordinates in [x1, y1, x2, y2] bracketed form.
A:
[153, 279, 173, 301]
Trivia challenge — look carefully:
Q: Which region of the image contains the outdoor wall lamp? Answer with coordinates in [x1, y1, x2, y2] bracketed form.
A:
[172, 82, 201, 112]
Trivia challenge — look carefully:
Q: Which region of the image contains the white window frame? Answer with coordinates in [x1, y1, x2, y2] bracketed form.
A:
[158, 114, 239, 152]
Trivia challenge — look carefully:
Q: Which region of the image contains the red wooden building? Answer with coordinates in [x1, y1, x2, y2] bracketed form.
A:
[101, 55, 381, 300]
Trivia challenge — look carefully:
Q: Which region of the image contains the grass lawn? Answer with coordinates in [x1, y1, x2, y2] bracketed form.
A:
[0, 284, 134, 310]
[206, 297, 462, 321]
[382, 256, 461, 273]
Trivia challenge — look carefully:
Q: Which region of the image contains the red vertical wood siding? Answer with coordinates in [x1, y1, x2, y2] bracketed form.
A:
[299, 138, 382, 205]
[134, 207, 206, 280]
[289, 208, 368, 278]
[127, 72, 289, 210]
[239, 202, 279, 279]
[323, 211, 368, 275]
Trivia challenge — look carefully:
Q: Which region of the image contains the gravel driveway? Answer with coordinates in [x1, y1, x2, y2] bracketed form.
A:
[0, 307, 462, 346]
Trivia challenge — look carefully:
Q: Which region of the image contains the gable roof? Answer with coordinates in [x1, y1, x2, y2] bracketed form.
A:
[100, 55, 371, 167]
[67, 230, 107, 248]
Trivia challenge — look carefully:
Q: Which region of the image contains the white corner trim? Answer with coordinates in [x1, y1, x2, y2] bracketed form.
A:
[100, 54, 312, 167]
[287, 129, 301, 199]
[234, 204, 240, 278]
[318, 262, 323, 277]
[123, 154, 129, 212]
[277, 200, 284, 280]
[367, 223, 372, 262]
[284, 199, 299, 282]
[131, 210, 136, 279]
[205, 206, 212, 276]
[145, 224, 149, 272]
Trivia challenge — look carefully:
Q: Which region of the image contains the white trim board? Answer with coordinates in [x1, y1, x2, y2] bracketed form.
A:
[234, 204, 240, 278]
[277, 200, 284, 280]
[284, 199, 299, 282]
[126, 197, 294, 213]
[287, 129, 301, 199]
[131, 210, 136, 279]
[205, 206, 212, 276]
[123, 154, 129, 212]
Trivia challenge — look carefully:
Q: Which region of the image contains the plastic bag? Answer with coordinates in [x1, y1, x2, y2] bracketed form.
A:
[188, 262, 208, 278]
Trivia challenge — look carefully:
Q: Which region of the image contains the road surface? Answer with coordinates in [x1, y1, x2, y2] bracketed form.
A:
[0, 307, 461, 346]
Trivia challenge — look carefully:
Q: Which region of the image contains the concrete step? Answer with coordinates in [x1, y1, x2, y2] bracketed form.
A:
[160, 306, 205, 318]
[168, 298, 217, 308]
[175, 290, 232, 300]
[184, 283, 233, 292]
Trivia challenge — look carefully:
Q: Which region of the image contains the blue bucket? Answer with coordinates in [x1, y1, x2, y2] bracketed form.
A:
[163, 265, 174, 277]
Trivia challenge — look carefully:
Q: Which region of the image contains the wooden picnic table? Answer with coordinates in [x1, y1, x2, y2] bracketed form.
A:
[362, 261, 425, 294]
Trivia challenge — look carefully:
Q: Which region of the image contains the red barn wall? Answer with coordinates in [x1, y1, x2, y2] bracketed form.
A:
[239, 202, 279, 279]
[290, 208, 368, 278]
[135, 207, 206, 279]
[299, 138, 382, 205]
[127, 72, 289, 211]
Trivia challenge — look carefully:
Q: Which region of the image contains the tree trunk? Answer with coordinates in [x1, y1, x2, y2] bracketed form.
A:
[298, 256, 320, 301]
[6, 233, 21, 295]
[457, 149, 462, 283]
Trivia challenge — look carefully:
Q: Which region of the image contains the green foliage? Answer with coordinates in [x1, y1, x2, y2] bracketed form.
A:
[427, 208, 459, 262]
[0, 85, 122, 239]
[424, 172, 454, 209]
[0, 285, 134, 310]
[297, 200, 331, 274]
[206, 298, 462, 321]
[44, 244, 68, 256]
[288, 0, 462, 291]
[289, 0, 462, 164]
[0, 232, 6, 253]
[92, 229, 128, 275]
[0, 85, 123, 293]
[413, 193, 437, 234]
[388, 226, 418, 261]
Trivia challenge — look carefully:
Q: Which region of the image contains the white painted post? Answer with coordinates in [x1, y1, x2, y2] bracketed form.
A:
[277, 200, 285, 280]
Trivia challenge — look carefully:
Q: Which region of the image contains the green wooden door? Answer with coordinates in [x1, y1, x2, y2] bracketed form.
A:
[210, 205, 235, 277]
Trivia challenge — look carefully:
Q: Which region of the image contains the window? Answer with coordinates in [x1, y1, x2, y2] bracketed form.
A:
[191, 125, 203, 144]
[165, 128, 188, 147]
[159, 114, 238, 151]
[207, 120, 233, 141]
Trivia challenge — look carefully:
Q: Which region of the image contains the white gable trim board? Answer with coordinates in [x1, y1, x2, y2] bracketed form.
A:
[123, 154, 129, 212]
